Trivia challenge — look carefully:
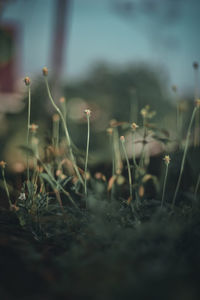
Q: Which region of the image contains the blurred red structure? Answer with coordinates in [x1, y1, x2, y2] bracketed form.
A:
[0, 25, 18, 93]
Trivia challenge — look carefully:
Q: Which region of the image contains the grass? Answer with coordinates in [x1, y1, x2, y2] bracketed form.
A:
[0, 65, 200, 300]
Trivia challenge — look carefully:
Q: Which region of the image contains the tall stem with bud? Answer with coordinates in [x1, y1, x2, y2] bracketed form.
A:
[42, 67, 83, 186]
[24, 77, 31, 182]
[84, 109, 91, 196]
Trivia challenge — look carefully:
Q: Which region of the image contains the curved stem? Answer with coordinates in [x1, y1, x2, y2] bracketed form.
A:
[44, 77, 83, 186]
[172, 106, 198, 209]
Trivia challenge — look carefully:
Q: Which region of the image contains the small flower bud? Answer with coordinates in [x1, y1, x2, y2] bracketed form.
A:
[52, 114, 60, 122]
[106, 127, 113, 135]
[42, 67, 48, 76]
[59, 97, 66, 103]
[0, 161, 6, 168]
[120, 136, 125, 143]
[24, 76, 30, 86]
[163, 155, 170, 165]
[29, 123, 39, 133]
[131, 122, 139, 131]
[84, 109, 91, 116]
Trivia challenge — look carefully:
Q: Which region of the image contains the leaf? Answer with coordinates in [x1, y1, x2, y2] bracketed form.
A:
[39, 173, 56, 190]
[60, 176, 73, 187]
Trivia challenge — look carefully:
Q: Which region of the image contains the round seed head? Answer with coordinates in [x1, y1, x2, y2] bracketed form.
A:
[24, 76, 30, 86]
[42, 67, 48, 76]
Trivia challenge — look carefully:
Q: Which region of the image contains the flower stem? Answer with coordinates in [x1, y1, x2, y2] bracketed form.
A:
[172, 106, 198, 209]
[161, 163, 169, 208]
[27, 85, 31, 182]
[194, 173, 200, 200]
[120, 138, 133, 201]
[84, 114, 90, 196]
[44, 77, 83, 185]
[1, 168, 12, 209]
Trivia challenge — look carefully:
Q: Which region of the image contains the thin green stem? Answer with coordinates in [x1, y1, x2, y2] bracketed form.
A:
[1, 168, 12, 209]
[132, 132, 138, 169]
[26, 85, 31, 182]
[52, 116, 60, 150]
[161, 164, 169, 208]
[84, 115, 90, 196]
[121, 140, 133, 201]
[44, 77, 83, 186]
[172, 106, 198, 209]
[194, 173, 200, 200]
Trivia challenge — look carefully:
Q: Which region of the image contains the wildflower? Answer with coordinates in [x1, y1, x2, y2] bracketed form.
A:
[42, 67, 48, 76]
[29, 123, 39, 133]
[18, 193, 26, 201]
[140, 108, 147, 118]
[131, 122, 139, 131]
[163, 155, 171, 165]
[0, 161, 6, 168]
[84, 109, 91, 116]
[140, 105, 156, 119]
[24, 76, 30, 86]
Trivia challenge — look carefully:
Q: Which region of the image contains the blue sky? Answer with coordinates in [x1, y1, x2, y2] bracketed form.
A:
[1, 0, 200, 95]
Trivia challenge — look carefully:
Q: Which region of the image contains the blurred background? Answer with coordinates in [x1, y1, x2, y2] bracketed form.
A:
[0, 0, 200, 172]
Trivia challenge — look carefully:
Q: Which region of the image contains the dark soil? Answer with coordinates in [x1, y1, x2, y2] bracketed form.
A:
[1, 198, 200, 300]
